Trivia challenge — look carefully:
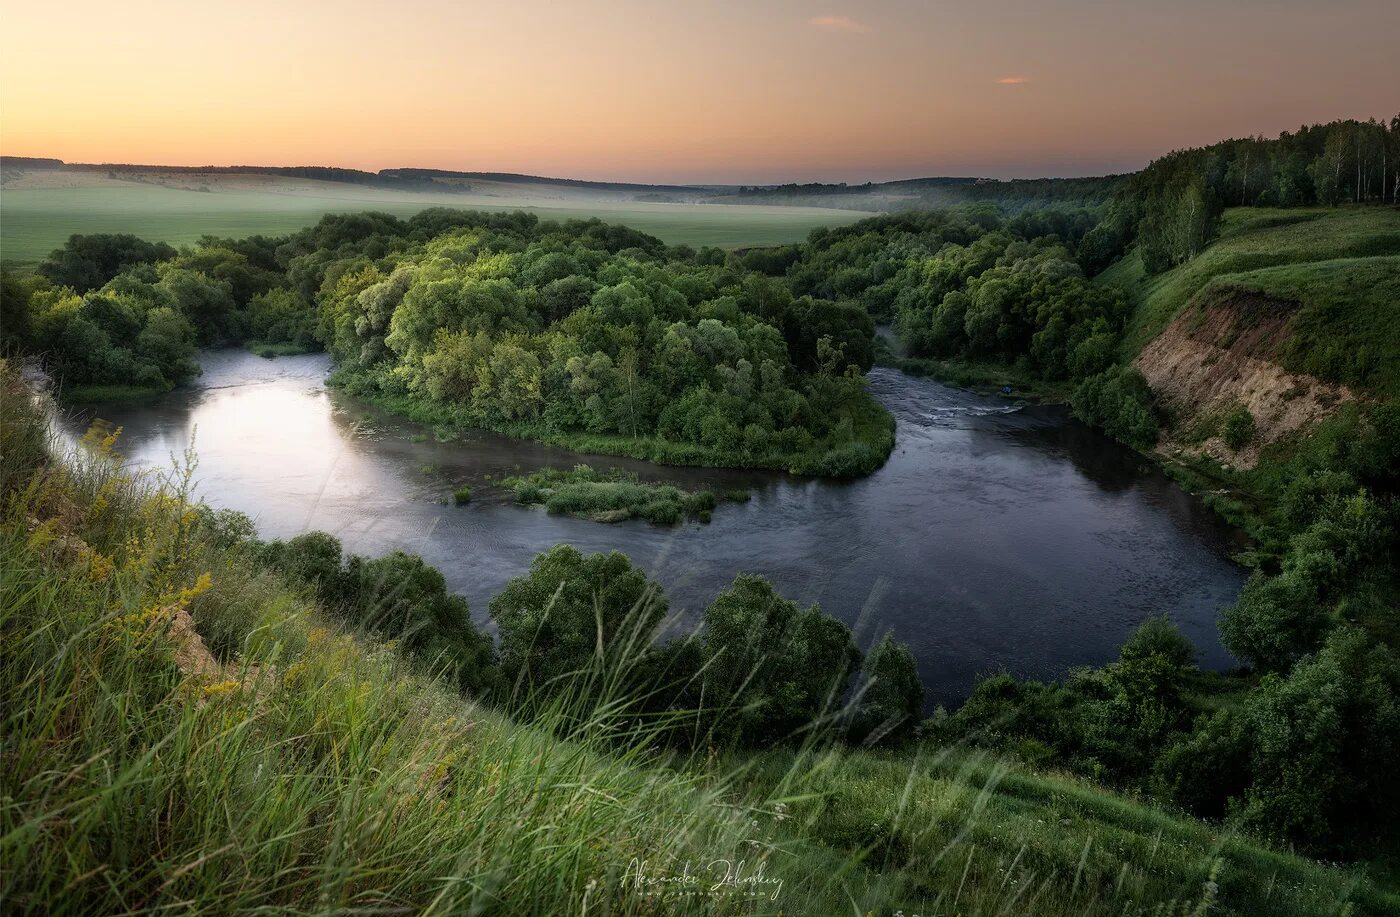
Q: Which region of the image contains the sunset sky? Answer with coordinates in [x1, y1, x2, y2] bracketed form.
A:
[2, 0, 1396, 184]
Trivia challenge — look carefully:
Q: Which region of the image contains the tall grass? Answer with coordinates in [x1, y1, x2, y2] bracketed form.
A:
[0, 385, 832, 913]
[1, 361, 1391, 914]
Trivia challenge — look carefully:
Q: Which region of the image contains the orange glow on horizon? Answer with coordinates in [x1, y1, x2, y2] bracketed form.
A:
[2, 0, 1397, 184]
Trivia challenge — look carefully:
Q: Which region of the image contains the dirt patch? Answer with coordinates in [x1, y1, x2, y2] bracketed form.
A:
[166, 607, 222, 679]
[1135, 286, 1353, 468]
[1178, 285, 1298, 360]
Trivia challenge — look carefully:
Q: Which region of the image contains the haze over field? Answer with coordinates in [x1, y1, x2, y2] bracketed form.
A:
[0, 168, 867, 261]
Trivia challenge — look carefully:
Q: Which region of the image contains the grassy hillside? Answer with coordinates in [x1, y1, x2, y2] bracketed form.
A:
[3, 364, 1394, 914]
[0, 174, 864, 263]
[1101, 207, 1400, 368]
[1240, 255, 1400, 394]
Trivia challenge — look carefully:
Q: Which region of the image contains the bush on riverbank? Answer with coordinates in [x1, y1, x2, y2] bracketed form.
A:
[247, 339, 316, 358]
[332, 366, 895, 478]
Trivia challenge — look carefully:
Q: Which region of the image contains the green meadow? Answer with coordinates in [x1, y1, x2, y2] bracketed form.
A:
[0, 183, 864, 263]
[1099, 207, 1400, 361]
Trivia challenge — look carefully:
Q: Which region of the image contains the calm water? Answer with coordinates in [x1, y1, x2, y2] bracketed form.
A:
[59, 350, 1248, 706]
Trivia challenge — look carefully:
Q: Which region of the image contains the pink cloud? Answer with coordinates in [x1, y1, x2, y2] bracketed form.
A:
[996, 76, 1030, 85]
[809, 15, 869, 33]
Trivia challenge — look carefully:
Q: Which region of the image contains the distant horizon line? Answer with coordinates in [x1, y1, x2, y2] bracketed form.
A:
[0, 154, 1134, 190]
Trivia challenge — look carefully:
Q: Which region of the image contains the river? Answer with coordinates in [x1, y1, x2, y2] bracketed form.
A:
[57, 349, 1248, 706]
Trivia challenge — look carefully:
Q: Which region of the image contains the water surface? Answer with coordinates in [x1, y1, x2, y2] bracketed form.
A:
[60, 350, 1247, 706]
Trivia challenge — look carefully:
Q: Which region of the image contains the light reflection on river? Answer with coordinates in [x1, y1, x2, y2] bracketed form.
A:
[59, 350, 1248, 706]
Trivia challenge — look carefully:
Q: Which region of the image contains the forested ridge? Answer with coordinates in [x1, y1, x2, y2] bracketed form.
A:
[2, 114, 1399, 900]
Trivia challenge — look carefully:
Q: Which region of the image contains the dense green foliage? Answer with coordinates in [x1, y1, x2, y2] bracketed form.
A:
[481, 549, 912, 749]
[258, 531, 502, 696]
[4, 211, 894, 474]
[34, 232, 177, 292]
[847, 633, 925, 745]
[754, 207, 1131, 399]
[1070, 364, 1159, 449]
[694, 574, 864, 746]
[313, 212, 890, 474]
[1, 234, 288, 393]
[489, 544, 667, 703]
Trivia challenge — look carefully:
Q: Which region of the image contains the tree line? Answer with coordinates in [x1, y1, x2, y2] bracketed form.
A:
[1086, 115, 1400, 273]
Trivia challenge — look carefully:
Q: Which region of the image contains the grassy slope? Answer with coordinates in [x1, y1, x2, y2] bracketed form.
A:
[737, 746, 1400, 916]
[1243, 255, 1400, 394]
[3, 366, 1394, 915]
[1101, 207, 1400, 364]
[0, 182, 865, 263]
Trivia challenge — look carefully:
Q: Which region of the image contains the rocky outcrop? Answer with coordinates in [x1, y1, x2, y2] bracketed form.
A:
[1134, 286, 1354, 467]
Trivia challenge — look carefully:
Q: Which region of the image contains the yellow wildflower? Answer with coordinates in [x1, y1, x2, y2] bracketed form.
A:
[201, 679, 240, 698]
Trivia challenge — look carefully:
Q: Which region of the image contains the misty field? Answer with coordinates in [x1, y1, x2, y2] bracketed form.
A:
[0, 178, 864, 263]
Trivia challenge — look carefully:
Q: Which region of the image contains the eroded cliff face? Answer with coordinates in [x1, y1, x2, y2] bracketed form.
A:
[1133, 287, 1354, 468]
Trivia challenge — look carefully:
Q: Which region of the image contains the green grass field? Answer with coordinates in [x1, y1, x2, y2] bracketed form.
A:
[0, 182, 864, 263]
[1099, 207, 1400, 362]
[1230, 255, 1400, 394]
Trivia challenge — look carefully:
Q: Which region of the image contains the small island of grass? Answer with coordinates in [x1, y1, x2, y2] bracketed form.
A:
[247, 340, 318, 359]
[502, 465, 745, 524]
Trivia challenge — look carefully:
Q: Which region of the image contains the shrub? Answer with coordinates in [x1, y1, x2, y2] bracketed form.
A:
[1222, 403, 1256, 449]
[1233, 628, 1400, 853]
[849, 634, 925, 745]
[698, 574, 862, 746]
[488, 545, 666, 702]
[1071, 365, 1159, 449]
[504, 466, 732, 524]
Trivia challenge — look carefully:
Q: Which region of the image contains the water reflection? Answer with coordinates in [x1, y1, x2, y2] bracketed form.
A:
[59, 352, 1248, 706]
